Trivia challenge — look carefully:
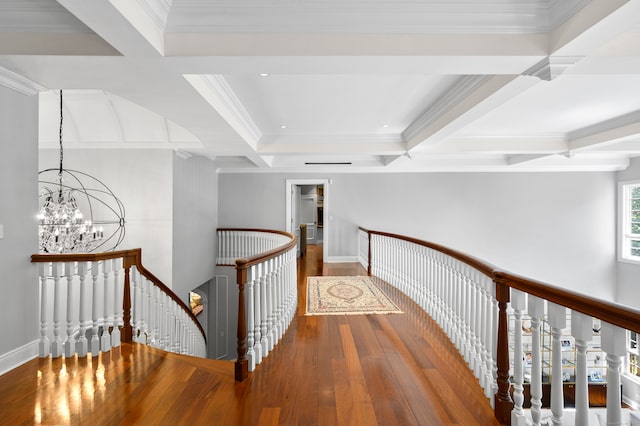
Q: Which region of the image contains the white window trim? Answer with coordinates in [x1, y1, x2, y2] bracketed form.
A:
[618, 180, 640, 265]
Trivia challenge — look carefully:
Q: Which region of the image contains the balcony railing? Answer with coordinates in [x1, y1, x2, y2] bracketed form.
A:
[358, 227, 640, 425]
[217, 228, 298, 381]
[31, 248, 206, 360]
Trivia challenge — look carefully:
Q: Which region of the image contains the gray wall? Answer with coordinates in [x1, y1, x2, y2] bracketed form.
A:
[219, 171, 617, 301]
[173, 154, 218, 304]
[616, 156, 640, 308]
[0, 86, 39, 356]
[40, 149, 174, 285]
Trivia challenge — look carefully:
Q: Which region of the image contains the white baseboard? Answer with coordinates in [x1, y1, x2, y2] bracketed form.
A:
[0, 339, 39, 376]
[325, 256, 359, 263]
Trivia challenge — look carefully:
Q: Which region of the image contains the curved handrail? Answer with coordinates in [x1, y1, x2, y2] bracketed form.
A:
[31, 248, 206, 343]
[360, 227, 640, 334]
[360, 227, 640, 424]
[217, 228, 297, 381]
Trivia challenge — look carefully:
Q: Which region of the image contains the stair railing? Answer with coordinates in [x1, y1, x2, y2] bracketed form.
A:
[217, 228, 298, 381]
[31, 248, 206, 359]
[358, 227, 640, 426]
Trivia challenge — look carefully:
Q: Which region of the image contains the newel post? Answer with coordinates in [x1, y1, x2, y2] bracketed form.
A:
[367, 231, 372, 276]
[494, 275, 513, 425]
[121, 252, 135, 343]
[235, 265, 249, 381]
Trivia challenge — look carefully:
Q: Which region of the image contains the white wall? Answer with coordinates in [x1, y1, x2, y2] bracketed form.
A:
[0, 86, 39, 360]
[172, 154, 218, 304]
[218, 171, 617, 301]
[39, 149, 174, 286]
[616, 156, 640, 308]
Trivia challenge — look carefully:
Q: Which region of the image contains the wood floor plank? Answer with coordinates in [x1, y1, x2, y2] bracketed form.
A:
[0, 244, 499, 425]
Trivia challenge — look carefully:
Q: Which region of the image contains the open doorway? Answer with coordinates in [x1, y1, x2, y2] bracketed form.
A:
[285, 179, 329, 262]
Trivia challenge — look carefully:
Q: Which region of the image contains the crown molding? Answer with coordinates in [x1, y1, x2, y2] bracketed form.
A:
[136, 0, 172, 30]
[402, 75, 492, 143]
[548, 0, 592, 30]
[568, 109, 640, 143]
[0, 66, 46, 95]
[167, 1, 553, 34]
[523, 56, 583, 81]
[183, 74, 262, 148]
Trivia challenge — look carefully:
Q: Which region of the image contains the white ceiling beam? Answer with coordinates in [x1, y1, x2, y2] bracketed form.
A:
[405, 74, 541, 152]
[550, 0, 640, 56]
[568, 110, 640, 152]
[420, 136, 568, 154]
[165, 32, 548, 58]
[56, 0, 163, 56]
[506, 154, 554, 166]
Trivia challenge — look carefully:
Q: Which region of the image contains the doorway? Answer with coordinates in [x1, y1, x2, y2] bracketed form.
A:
[285, 179, 329, 262]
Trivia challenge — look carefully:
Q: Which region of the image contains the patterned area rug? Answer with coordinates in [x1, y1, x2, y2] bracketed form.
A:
[306, 276, 403, 316]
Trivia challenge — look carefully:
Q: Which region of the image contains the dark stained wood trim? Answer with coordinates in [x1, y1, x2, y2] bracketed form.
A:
[235, 267, 249, 381]
[495, 271, 640, 334]
[494, 279, 514, 424]
[365, 229, 498, 277]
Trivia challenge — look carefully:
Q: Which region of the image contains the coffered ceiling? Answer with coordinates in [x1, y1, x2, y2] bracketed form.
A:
[1, 0, 640, 172]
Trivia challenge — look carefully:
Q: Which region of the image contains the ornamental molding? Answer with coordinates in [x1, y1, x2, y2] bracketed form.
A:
[402, 75, 492, 143]
[0, 66, 46, 95]
[523, 56, 584, 81]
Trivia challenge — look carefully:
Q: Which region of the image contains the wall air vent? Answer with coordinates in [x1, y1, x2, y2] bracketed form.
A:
[304, 162, 352, 165]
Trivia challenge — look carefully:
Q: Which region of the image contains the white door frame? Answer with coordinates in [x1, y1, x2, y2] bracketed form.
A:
[285, 179, 329, 262]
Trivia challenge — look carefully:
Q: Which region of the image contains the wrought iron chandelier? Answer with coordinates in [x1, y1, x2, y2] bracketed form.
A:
[37, 90, 126, 253]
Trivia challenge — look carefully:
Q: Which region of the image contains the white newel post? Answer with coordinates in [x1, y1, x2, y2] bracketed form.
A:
[602, 322, 626, 426]
[76, 262, 88, 357]
[51, 262, 63, 358]
[89, 261, 100, 356]
[511, 289, 528, 426]
[528, 295, 546, 426]
[571, 311, 593, 426]
[63, 262, 75, 357]
[548, 302, 567, 426]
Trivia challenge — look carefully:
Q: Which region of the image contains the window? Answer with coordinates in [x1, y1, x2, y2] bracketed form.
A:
[629, 331, 640, 378]
[620, 181, 640, 262]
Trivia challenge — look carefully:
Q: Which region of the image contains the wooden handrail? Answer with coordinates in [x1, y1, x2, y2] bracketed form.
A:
[218, 228, 297, 382]
[359, 227, 640, 334]
[359, 227, 640, 425]
[31, 248, 206, 344]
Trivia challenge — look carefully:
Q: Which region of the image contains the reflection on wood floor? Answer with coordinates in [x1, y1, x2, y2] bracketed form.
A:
[0, 244, 497, 425]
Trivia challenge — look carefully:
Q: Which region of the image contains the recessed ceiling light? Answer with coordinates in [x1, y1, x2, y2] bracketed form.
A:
[259, 73, 269, 77]
[280, 124, 287, 129]
[382, 123, 390, 128]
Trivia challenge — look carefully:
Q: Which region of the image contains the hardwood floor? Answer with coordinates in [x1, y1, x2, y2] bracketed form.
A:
[0, 244, 498, 425]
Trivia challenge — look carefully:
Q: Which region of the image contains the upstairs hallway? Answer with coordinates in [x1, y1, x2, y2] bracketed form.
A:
[0, 244, 497, 425]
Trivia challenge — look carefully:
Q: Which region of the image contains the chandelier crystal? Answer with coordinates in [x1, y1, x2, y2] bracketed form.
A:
[37, 90, 125, 253]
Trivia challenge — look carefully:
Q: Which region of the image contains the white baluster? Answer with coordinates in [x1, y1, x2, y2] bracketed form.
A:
[111, 260, 122, 348]
[602, 322, 626, 426]
[486, 276, 497, 399]
[63, 262, 76, 358]
[254, 263, 263, 364]
[76, 262, 88, 357]
[101, 259, 112, 352]
[511, 289, 527, 426]
[50, 263, 63, 358]
[548, 302, 567, 426]
[266, 258, 275, 352]
[38, 263, 51, 358]
[247, 265, 256, 371]
[89, 261, 100, 356]
[528, 295, 545, 426]
[571, 311, 592, 426]
[260, 262, 269, 359]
